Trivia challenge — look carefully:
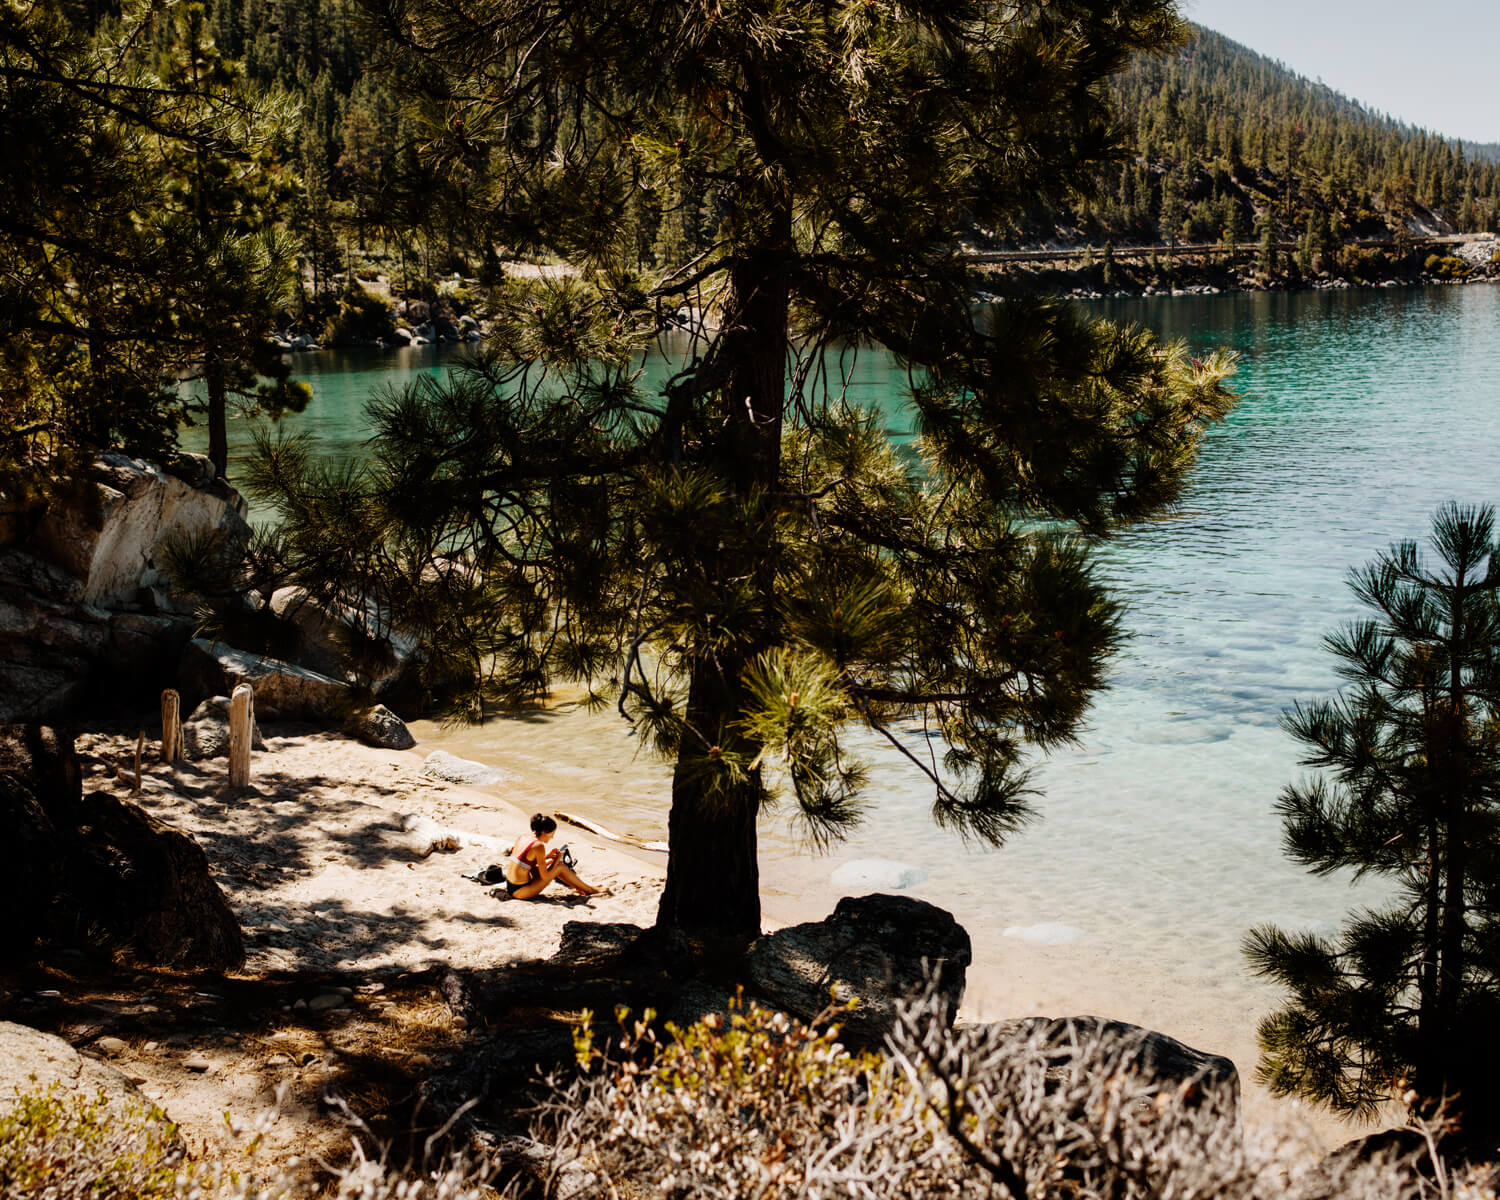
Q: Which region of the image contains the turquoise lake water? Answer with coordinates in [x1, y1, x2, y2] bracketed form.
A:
[201, 284, 1500, 1057]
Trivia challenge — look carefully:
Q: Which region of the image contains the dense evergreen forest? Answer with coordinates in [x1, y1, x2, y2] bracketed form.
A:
[183, 3, 1500, 271]
[1064, 26, 1500, 249]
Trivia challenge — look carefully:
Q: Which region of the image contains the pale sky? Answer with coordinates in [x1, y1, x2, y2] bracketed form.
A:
[1182, 0, 1500, 146]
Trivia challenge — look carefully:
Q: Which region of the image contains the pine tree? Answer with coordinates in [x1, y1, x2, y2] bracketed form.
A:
[300, 142, 341, 306]
[1256, 207, 1278, 276]
[153, 3, 310, 480]
[257, 0, 1237, 944]
[0, 0, 309, 473]
[1246, 504, 1500, 1144]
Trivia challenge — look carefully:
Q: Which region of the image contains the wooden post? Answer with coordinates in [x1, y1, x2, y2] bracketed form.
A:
[161, 689, 183, 763]
[228, 683, 253, 788]
[132, 731, 144, 795]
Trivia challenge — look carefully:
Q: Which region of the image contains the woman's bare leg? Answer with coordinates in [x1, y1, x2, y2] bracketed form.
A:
[513, 858, 602, 899]
[554, 863, 602, 896]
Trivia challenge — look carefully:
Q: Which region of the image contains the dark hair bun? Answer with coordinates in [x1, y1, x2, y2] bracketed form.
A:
[530, 812, 558, 835]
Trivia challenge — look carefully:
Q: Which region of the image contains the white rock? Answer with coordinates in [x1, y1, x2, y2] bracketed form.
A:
[183, 1053, 213, 1072]
[830, 859, 929, 890]
[94, 1036, 127, 1056]
[307, 993, 344, 1012]
[34, 453, 250, 610]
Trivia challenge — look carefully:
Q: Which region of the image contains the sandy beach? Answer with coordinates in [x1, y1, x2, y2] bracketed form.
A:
[31, 725, 667, 1175]
[12, 718, 1375, 1180]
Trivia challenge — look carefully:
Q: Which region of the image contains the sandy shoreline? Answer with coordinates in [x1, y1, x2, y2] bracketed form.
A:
[404, 710, 1385, 1148]
[27, 720, 1376, 1175]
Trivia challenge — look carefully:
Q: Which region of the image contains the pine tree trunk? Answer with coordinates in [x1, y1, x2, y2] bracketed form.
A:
[656, 659, 764, 943]
[206, 354, 228, 480]
[1433, 606, 1470, 1108]
[1417, 830, 1442, 1100]
[654, 199, 790, 947]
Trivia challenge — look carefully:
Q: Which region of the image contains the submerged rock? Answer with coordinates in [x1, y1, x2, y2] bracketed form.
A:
[830, 858, 929, 890]
[420, 749, 513, 788]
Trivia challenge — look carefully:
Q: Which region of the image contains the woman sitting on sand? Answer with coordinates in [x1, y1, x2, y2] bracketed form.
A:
[504, 813, 604, 899]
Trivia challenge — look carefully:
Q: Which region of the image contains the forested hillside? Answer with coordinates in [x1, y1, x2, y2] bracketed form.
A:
[999, 25, 1500, 251]
[184, 2, 1500, 269]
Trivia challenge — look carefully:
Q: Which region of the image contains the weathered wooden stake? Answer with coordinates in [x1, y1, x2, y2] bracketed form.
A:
[132, 730, 144, 795]
[228, 683, 254, 788]
[161, 688, 183, 763]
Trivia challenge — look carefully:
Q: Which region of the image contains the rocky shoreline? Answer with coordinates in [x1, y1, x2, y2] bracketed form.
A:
[982, 234, 1500, 303]
[267, 259, 1500, 362]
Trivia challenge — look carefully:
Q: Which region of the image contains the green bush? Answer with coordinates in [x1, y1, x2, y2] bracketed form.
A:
[1425, 253, 1471, 279]
[325, 285, 396, 345]
[0, 1086, 182, 1200]
[0, 1082, 504, 1200]
[1345, 245, 1390, 282]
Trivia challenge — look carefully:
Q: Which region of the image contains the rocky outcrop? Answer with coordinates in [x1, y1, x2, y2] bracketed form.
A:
[0, 725, 243, 968]
[32, 452, 248, 610]
[268, 586, 417, 693]
[743, 893, 973, 1047]
[179, 638, 348, 722]
[179, 625, 418, 739]
[0, 1021, 173, 1125]
[0, 454, 246, 722]
[71, 789, 245, 967]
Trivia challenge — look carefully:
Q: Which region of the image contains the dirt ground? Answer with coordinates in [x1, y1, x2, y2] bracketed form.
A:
[0, 727, 665, 1186]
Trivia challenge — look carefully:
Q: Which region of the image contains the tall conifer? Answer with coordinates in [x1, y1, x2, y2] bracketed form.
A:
[1247, 504, 1500, 1144]
[255, 0, 1237, 943]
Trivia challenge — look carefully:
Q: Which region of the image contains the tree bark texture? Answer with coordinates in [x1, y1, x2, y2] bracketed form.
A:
[207, 355, 228, 480]
[655, 202, 791, 945]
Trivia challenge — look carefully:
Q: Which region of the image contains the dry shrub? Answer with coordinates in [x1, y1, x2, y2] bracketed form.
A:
[0, 1086, 184, 1200]
[0, 1083, 500, 1200]
[531, 983, 1499, 1200]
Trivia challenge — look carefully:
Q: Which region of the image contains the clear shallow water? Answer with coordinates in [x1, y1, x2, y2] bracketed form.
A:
[206, 286, 1500, 1054]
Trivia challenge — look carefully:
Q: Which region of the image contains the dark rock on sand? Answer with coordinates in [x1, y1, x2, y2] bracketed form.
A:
[0, 724, 243, 968]
[744, 893, 972, 1048]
